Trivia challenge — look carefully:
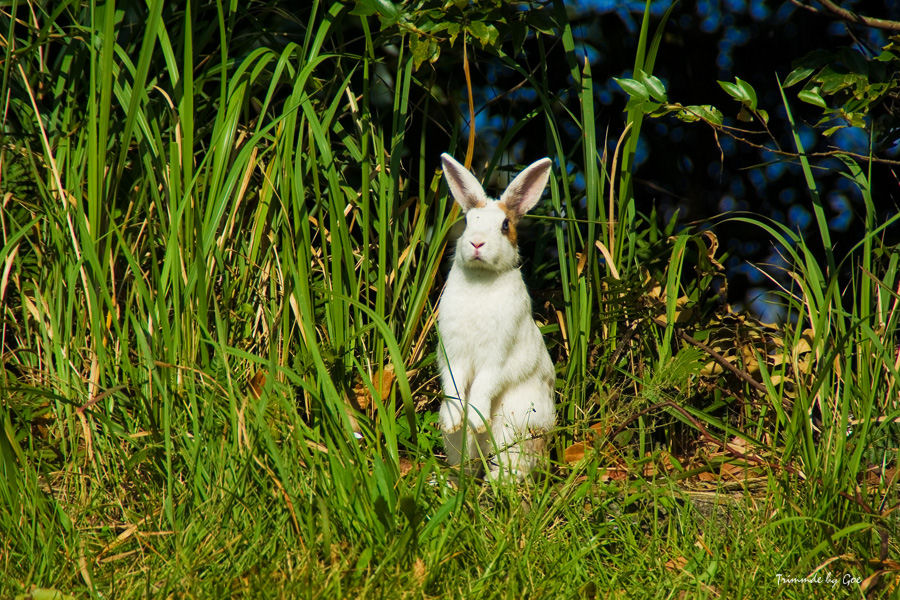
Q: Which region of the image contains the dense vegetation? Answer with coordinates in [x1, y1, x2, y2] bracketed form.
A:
[1, 1, 898, 598]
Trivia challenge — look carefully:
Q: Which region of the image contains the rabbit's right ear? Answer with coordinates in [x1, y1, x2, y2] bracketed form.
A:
[441, 153, 488, 211]
[500, 157, 552, 217]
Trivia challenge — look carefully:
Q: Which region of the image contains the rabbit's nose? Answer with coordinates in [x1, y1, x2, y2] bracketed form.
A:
[470, 241, 485, 249]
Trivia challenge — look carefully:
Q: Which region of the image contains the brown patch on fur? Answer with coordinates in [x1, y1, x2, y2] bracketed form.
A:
[496, 202, 519, 246]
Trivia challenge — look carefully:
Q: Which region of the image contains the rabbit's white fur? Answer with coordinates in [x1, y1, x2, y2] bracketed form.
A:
[437, 153, 555, 481]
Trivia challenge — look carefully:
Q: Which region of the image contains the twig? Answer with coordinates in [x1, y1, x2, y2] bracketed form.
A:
[649, 315, 768, 394]
[671, 104, 900, 166]
[808, 0, 900, 32]
[712, 123, 900, 167]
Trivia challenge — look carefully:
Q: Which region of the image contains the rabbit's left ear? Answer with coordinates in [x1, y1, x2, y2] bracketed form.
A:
[500, 158, 552, 217]
[441, 153, 489, 211]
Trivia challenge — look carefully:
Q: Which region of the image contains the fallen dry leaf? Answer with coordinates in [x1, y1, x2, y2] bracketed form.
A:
[398, 457, 416, 477]
[564, 441, 589, 464]
[720, 461, 746, 480]
[665, 556, 689, 572]
[412, 558, 427, 586]
[248, 369, 266, 399]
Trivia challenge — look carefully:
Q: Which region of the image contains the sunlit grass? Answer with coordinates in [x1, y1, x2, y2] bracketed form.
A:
[1, 1, 897, 598]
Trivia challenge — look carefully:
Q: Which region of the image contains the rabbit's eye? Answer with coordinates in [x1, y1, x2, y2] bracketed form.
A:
[501, 218, 510, 234]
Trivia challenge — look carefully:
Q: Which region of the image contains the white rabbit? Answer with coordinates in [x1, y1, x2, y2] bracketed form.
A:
[436, 153, 556, 481]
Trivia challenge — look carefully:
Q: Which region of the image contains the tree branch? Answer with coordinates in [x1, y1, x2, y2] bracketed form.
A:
[792, 0, 900, 32]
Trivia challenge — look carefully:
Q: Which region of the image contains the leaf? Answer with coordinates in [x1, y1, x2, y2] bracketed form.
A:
[735, 77, 757, 110]
[412, 558, 427, 586]
[426, 22, 460, 45]
[798, 88, 827, 108]
[349, 1, 377, 16]
[564, 441, 588, 463]
[248, 369, 266, 399]
[626, 98, 661, 114]
[665, 556, 689, 572]
[845, 111, 867, 128]
[351, 365, 395, 412]
[410, 35, 440, 69]
[468, 21, 498, 48]
[357, 0, 402, 25]
[818, 66, 860, 95]
[638, 70, 667, 102]
[613, 77, 649, 100]
[445, 22, 461, 45]
[783, 66, 815, 88]
[647, 103, 677, 117]
[679, 105, 723, 126]
[718, 80, 749, 104]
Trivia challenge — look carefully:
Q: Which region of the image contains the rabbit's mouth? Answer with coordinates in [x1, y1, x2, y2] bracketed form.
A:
[465, 247, 485, 262]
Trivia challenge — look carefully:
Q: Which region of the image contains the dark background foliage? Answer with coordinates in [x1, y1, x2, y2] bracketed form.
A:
[404, 0, 900, 319]
[330, 0, 898, 321]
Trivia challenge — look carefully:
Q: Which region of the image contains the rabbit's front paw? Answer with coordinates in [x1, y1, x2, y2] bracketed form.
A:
[439, 398, 490, 434]
[439, 399, 465, 433]
[464, 396, 491, 434]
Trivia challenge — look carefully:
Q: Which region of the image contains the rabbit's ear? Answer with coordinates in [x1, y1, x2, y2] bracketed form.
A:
[441, 153, 488, 211]
[500, 158, 552, 217]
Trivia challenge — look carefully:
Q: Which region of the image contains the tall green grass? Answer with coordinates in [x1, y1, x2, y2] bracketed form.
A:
[2, 0, 447, 585]
[726, 85, 900, 571]
[1, 1, 897, 598]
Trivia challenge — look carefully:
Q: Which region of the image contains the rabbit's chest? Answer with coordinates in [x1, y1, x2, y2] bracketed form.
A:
[438, 270, 531, 359]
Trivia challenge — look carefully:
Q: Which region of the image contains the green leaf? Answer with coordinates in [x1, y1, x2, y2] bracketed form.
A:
[626, 98, 662, 114]
[410, 35, 439, 69]
[719, 78, 756, 108]
[679, 105, 723, 126]
[349, 1, 377, 16]
[718, 80, 746, 102]
[783, 66, 815, 88]
[798, 88, 827, 108]
[845, 112, 867, 128]
[614, 77, 649, 100]
[648, 104, 680, 118]
[638, 69, 667, 102]
[818, 67, 859, 95]
[356, 0, 402, 24]
[735, 77, 757, 110]
[446, 22, 461, 45]
[468, 21, 498, 48]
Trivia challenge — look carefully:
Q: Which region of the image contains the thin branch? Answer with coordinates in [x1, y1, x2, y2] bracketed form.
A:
[712, 121, 900, 167]
[815, 0, 900, 32]
[649, 315, 768, 394]
[788, 0, 821, 15]
[673, 104, 900, 166]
